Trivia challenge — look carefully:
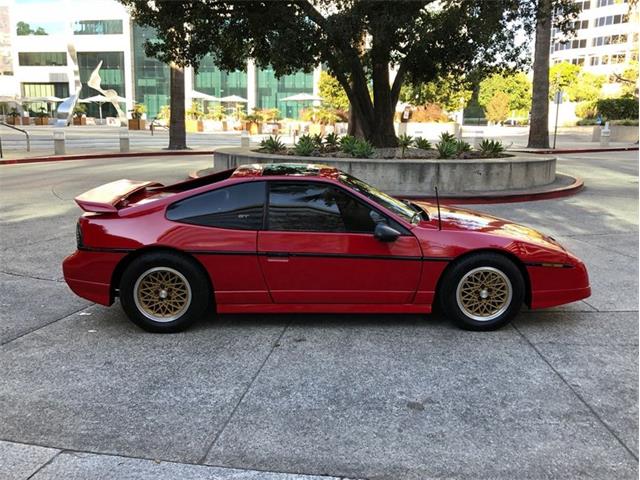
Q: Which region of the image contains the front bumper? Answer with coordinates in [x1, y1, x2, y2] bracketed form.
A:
[528, 258, 591, 309]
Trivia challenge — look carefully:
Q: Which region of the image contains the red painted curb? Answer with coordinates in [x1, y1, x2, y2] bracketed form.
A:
[514, 146, 638, 154]
[190, 169, 583, 204]
[0, 150, 215, 165]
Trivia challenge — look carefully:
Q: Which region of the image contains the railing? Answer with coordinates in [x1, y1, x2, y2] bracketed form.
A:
[1, 122, 31, 154]
[149, 117, 169, 136]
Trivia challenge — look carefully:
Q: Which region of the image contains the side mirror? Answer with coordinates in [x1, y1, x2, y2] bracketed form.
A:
[374, 223, 401, 242]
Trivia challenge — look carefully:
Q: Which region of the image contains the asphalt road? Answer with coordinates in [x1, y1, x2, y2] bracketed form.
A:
[0, 151, 637, 479]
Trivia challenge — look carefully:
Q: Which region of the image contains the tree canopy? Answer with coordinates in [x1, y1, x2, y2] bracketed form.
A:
[120, 0, 578, 146]
[400, 76, 472, 112]
[478, 72, 532, 113]
[318, 72, 350, 111]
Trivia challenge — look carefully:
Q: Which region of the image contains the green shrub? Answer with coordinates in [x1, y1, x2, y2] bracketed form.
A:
[596, 97, 638, 120]
[436, 139, 457, 159]
[294, 134, 317, 156]
[478, 139, 505, 157]
[610, 119, 639, 126]
[414, 137, 432, 150]
[340, 135, 358, 155]
[575, 101, 597, 119]
[397, 134, 414, 158]
[259, 135, 286, 154]
[576, 118, 598, 126]
[324, 132, 339, 148]
[455, 139, 472, 155]
[351, 139, 375, 158]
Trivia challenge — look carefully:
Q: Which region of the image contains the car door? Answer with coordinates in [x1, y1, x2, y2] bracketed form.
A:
[257, 180, 423, 304]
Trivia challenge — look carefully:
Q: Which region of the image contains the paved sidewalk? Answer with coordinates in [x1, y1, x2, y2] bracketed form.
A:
[0, 151, 637, 479]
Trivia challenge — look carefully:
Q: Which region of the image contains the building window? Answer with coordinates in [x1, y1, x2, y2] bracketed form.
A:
[595, 14, 629, 27]
[194, 55, 247, 101]
[571, 57, 585, 66]
[610, 53, 626, 64]
[257, 67, 314, 119]
[578, 0, 591, 10]
[589, 56, 600, 66]
[132, 24, 169, 120]
[18, 52, 67, 66]
[73, 19, 123, 35]
[596, 0, 627, 6]
[16, 20, 65, 36]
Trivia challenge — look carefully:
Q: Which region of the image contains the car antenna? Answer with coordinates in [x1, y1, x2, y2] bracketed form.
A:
[434, 185, 442, 231]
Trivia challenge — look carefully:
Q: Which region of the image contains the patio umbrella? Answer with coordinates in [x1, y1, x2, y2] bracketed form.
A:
[191, 90, 220, 101]
[0, 96, 21, 117]
[219, 95, 248, 103]
[280, 93, 322, 102]
[85, 94, 127, 120]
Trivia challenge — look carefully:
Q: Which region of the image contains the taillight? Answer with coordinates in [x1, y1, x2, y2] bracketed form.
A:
[76, 221, 83, 248]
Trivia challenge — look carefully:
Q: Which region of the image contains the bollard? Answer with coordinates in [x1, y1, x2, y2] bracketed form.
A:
[53, 130, 65, 155]
[119, 127, 130, 153]
[240, 130, 250, 148]
[600, 121, 610, 147]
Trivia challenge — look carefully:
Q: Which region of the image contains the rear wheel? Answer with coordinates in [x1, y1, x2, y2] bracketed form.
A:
[439, 253, 524, 331]
[120, 252, 210, 333]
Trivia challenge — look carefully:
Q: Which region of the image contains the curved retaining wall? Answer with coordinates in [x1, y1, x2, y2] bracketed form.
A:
[212, 147, 557, 197]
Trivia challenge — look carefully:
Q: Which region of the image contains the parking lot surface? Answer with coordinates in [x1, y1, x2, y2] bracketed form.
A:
[1, 151, 637, 479]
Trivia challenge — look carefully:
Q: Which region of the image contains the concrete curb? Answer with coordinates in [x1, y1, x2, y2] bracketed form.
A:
[0, 150, 215, 165]
[512, 146, 638, 155]
[189, 168, 583, 204]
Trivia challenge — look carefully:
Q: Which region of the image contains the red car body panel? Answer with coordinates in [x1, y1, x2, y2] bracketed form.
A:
[63, 164, 591, 314]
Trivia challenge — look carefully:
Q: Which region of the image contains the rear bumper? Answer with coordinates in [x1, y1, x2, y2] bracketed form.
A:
[62, 249, 126, 306]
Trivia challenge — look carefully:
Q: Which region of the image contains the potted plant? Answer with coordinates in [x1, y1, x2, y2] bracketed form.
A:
[244, 112, 261, 135]
[185, 101, 204, 132]
[35, 107, 49, 126]
[7, 108, 21, 125]
[73, 104, 87, 125]
[128, 103, 146, 130]
[203, 105, 225, 132]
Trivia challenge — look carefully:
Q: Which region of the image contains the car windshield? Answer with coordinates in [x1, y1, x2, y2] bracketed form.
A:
[339, 173, 419, 224]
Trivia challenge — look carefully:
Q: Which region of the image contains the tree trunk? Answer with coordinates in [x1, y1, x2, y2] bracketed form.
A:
[169, 64, 187, 150]
[347, 107, 365, 138]
[371, 57, 398, 148]
[528, 0, 552, 149]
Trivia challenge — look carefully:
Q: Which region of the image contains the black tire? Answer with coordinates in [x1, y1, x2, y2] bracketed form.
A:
[439, 253, 524, 331]
[119, 251, 210, 333]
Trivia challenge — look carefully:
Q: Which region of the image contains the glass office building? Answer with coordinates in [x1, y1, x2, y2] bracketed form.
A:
[194, 56, 247, 100]
[132, 24, 170, 120]
[257, 67, 314, 119]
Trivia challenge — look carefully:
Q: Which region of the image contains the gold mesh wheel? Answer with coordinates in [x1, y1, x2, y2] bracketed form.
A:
[455, 266, 513, 322]
[133, 267, 192, 323]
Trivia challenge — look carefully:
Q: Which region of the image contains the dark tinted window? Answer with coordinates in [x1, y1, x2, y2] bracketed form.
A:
[268, 182, 376, 233]
[167, 182, 265, 230]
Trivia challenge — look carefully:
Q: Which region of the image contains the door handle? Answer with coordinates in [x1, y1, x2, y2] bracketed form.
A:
[265, 252, 289, 262]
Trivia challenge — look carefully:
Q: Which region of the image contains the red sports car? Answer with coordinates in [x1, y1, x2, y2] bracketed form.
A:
[63, 163, 590, 333]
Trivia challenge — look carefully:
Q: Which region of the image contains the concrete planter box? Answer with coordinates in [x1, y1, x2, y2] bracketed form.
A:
[592, 125, 639, 143]
[212, 147, 557, 197]
[396, 122, 457, 139]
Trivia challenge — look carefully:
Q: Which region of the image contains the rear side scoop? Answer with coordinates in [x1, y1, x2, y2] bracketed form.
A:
[74, 179, 163, 213]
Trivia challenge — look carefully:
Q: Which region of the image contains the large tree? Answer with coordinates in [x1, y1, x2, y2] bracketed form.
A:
[528, 0, 579, 148]
[119, 0, 551, 147]
[478, 72, 532, 113]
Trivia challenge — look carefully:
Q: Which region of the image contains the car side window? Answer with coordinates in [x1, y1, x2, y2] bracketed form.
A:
[267, 182, 376, 233]
[166, 181, 265, 230]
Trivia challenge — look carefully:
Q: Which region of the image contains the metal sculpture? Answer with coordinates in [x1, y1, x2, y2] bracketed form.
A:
[55, 43, 81, 127]
[88, 61, 127, 126]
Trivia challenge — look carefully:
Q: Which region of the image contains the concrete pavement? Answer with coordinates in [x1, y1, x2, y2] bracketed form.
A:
[0, 151, 637, 479]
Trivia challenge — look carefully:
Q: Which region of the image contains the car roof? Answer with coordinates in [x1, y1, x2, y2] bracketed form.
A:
[231, 163, 341, 180]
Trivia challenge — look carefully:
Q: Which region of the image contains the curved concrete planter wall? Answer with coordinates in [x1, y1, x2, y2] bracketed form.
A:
[212, 147, 557, 197]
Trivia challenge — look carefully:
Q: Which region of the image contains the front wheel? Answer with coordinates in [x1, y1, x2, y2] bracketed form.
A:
[119, 252, 210, 333]
[439, 253, 524, 331]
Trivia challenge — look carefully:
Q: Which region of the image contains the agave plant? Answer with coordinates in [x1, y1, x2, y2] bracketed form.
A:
[311, 133, 324, 149]
[439, 131, 456, 143]
[414, 137, 432, 151]
[397, 134, 414, 158]
[351, 139, 375, 158]
[259, 135, 286, 154]
[436, 139, 457, 159]
[293, 134, 316, 156]
[339, 135, 358, 156]
[324, 132, 339, 149]
[454, 139, 472, 156]
[478, 139, 505, 157]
